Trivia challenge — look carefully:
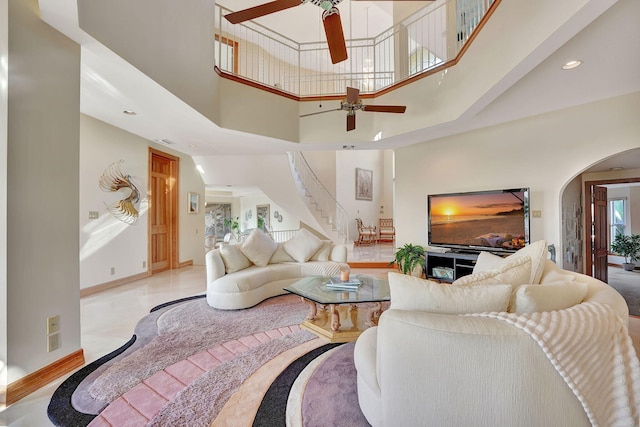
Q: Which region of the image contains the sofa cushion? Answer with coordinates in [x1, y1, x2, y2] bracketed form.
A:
[269, 243, 296, 264]
[473, 251, 507, 272]
[388, 272, 511, 314]
[452, 256, 532, 290]
[473, 240, 548, 284]
[211, 264, 302, 293]
[283, 229, 323, 263]
[219, 244, 253, 273]
[539, 260, 577, 284]
[241, 229, 278, 267]
[310, 241, 332, 262]
[506, 240, 548, 284]
[510, 281, 588, 313]
[300, 261, 344, 277]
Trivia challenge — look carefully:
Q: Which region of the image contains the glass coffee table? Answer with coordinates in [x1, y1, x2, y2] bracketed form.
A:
[284, 275, 390, 343]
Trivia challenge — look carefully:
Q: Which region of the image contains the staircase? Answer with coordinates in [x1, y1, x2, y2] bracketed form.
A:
[288, 152, 349, 244]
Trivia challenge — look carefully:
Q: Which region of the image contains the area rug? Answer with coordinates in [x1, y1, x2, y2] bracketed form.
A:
[608, 268, 640, 317]
[47, 294, 371, 426]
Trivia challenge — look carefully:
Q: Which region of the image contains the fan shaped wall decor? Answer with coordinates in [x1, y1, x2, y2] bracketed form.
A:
[99, 160, 141, 225]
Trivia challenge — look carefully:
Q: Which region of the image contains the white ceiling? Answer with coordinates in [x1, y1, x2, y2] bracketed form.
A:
[37, 0, 640, 174]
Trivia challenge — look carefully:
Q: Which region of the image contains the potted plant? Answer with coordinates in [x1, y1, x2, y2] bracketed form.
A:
[610, 232, 640, 271]
[390, 243, 426, 277]
[224, 216, 240, 235]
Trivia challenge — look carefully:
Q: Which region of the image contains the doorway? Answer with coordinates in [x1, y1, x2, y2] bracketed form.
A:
[149, 148, 179, 273]
[585, 177, 640, 281]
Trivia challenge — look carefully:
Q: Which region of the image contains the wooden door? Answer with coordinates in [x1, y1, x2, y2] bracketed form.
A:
[592, 185, 608, 283]
[149, 150, 178, 273]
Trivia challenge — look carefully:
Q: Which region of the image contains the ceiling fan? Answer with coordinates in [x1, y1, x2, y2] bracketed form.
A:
[224, 0, 431, 65]
[300, 86, 406, 131]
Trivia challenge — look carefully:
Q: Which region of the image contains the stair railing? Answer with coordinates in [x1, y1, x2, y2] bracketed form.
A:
[288, 152, 349, 242]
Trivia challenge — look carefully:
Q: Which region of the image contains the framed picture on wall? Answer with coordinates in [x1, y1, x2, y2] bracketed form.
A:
[257, 204, 270, 230]
[356, 168, 373, 201]
[188, 192, 200, 214]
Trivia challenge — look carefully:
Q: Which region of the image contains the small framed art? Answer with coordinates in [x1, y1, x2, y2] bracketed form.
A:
[188, 192, 200, 214]
[355, 168, 373, 201]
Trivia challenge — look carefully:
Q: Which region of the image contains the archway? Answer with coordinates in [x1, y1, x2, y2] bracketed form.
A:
[560, 148, 640, 277]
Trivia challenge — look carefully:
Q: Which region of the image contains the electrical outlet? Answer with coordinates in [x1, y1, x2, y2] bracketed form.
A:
[532, 210, 542, 218]
[110, 267, 115, 275]
[47, 315, 60, 334]
[47, 333, 60, 352]
[88, 211, 99, 219]
[142, 261, 146, 269]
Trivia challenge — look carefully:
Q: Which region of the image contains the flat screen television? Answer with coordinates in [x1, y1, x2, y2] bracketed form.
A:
[428, 188, 530, 253]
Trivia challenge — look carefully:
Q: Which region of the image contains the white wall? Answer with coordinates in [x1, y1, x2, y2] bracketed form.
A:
[240, 194, 299, 232]
[395, 92, 640, 257]
[195, 154, 330, 236]
[80, 115, 205, 289]
[5, 0, 81, 382]
[336, 150, 387, 242]
[77, 0, 219, 124]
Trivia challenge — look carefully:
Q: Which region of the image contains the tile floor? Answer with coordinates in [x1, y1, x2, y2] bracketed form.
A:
[1, 243, 638, 426]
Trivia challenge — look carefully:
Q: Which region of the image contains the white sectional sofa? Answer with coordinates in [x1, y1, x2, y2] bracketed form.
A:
[206, 228, 349, 310]
[354, 241, 638, 427]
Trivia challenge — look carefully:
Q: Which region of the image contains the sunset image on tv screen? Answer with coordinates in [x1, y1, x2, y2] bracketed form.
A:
[429, 191, 527, 249]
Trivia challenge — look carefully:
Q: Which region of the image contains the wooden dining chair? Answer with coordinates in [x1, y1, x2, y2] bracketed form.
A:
[378, 218, 396, 243]
[356, 218, 377, 246]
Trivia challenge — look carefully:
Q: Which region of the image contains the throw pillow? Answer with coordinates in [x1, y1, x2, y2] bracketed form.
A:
[473, 251, 506, 273]
[509, 280, 588, 313]
[219, 244, 252, 273]
[310, 241, 332, 262]
[388, 272, 511, 314]
[240, 229, 278, 267]
[505, 240, 548, 284]
[471, 240, 548, 285]
[283, 229, 323, 263]
[269, 243, 295, 264]
[452, 256, 532, 290]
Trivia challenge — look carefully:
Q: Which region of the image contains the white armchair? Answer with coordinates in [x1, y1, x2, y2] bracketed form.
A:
[354, 259, 633, 426]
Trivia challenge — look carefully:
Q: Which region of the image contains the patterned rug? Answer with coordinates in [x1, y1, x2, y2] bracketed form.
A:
[47, 294, 370, 426]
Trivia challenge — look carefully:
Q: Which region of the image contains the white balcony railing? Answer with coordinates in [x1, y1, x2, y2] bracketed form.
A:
[214, 0, 495, 97]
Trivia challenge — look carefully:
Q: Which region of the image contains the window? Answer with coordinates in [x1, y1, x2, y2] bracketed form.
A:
[609, 198, 626, 248]
[215, 35, 238, 74]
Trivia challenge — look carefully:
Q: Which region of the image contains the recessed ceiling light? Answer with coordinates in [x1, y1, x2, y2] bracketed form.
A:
[562, 60, 582, 70]
[609, 167, 624, 171]
[122, 110, 137, 115]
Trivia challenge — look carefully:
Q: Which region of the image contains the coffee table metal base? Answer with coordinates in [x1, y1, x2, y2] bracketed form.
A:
[299, 297, 383, 343]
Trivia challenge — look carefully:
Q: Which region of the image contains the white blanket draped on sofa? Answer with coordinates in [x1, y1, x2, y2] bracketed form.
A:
[471, 302, 640, 427]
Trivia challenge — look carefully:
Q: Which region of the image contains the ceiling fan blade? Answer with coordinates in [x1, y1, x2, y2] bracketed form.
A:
[225, 0, 302, 24]
[362, 105, 407, 113]
[347, 113, 356, 131]
[299, 108, 341, 118]
[323, 9, 348, 64]
[346, 87, 360, 104]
